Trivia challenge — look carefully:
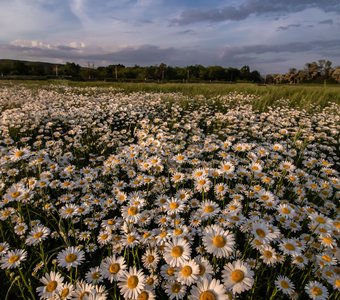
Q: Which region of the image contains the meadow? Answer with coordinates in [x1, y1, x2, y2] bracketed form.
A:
[0, 82, 339, 299]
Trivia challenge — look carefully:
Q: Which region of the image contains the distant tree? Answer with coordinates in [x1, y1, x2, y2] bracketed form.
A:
[64, 62, 81, 77]
[11, 61, 29, 75]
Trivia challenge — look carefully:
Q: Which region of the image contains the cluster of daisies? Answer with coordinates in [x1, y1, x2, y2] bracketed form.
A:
[0, 85, 339, 300]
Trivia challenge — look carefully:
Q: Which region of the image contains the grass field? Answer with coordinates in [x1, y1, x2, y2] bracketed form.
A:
[0, 82, 339, 299]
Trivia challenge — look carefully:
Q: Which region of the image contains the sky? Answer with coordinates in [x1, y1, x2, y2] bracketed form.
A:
[0, 0, 339, 74]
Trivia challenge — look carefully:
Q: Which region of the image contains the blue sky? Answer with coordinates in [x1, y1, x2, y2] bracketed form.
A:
[0, 0, 339, 73]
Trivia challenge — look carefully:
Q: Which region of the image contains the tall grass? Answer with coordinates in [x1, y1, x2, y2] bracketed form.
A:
[1, 80, 339, 111]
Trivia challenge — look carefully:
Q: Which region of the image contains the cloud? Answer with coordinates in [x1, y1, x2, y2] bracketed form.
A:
[277, 24, 301, 31]
[172, 0, 340, 25]
[318, 19, 333, 25]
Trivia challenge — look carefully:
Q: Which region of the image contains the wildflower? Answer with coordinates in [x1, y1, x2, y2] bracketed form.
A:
[189, 278, 230, 300]
[304, 281, 329, 300]
[1, 249, 27, 269]
[164, 281, 187, 300]
[117, 266, 145, 299]
[163, 237, 191, 267]
[36, 271, 64, 299]
[222, 260, 254, 295]
[57, 246, 85, 270]
[176, 259, 200, 286]
[275, 275, 295, 297]
[203, 225, 235, 258]
[25, 225, 50, 246]
[100, 255, 127, 282]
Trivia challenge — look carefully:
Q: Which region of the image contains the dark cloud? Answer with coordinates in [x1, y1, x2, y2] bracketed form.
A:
[318, 19, 333, 25]
[220, 39, 340, 59]
[56, 45, 79, 51]
[1, 39, 340, 73]
[172, 0, 340, 25]
[175, 29, 196, 35]
[277, 24, 301, 31]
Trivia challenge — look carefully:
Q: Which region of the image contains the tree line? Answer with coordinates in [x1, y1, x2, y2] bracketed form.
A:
[0, 60, 261, 82]
[266, 60, 340, 84]
[0, 59, 339, 83]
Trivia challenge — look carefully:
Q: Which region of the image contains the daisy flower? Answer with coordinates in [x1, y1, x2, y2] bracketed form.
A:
[85, 266, 103, 284]
[198, 200, 221, 220]
[304, 281, 329, 300]
[57, 246, 85, 270]
[202, 225, 235, 258]
[25, 224, 51, 246]
[100, 255, 127, 283]
[117, 266, 145, 299]
[222, 260, 254, 295]
[274, 275, 295, 297]
[164, 281, 187, 300]
[259, 245, 278, 266]
[36, 271, 64, 299]
[142, 248, 160, 270]
[194, 255, 214, 281]
[163, 237, 191, 267]
[1, 249, 27, 269]
[176, 259, 200, 286]
[189, 278, 230, 300]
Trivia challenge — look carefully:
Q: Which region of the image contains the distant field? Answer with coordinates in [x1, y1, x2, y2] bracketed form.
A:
[1, 80, 340, 111]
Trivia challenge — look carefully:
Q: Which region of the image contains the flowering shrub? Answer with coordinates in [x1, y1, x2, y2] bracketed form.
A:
[0, 85, 339, 299]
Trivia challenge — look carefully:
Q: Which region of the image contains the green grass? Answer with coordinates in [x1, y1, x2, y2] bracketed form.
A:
[1, 80, 340, 111]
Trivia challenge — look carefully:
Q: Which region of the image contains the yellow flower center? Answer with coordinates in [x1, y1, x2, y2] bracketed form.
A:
[127, 235, 135, 243]
[109, 263, 120, 274]
[128, 206, 138, 216]
[263, 250, 273, 258]
[200, 291, 216, 300]
[335, 279, 340, 288]
[167, 267, 175, 276]
[311, 287, 322, 296]
[65, 253, 77, 263]
[181, 266, 192, 277]
[11, 192, 21, 198]
[231, 269, 245, 283]
[171, 246, 183, 258]
[204, 205, 214, 213]
[212, 235, 226, 248]
[65, 208, 74, 214]
[321, 255, 332, 262]
[281, 207, 290, 214]
[15, 150, 24, 157]
[322, 237, 333, 244]
[174, 228, 183, 235]
[146, 277, 154, 285]
[107, 219, 115, 225]
[198, 264, 206, 276]
[137, 291, 149, 300]
[315, 217, 326, 224]
[100, 234, 108, 240]
[147, 255, 155, 263]
[9, 255, 20, 263]
[280, 280, 289, 289]
[284, 243, 295, 251]
[127, 275, 139, 289]
[255, 228, 266, 238]
[33, 232, 43, 239]
[169, 202, 179, 210]
[295, 256, 304, 263]
[172, 283, 181, 293]
[46, 281, 58, 292]
[91, 271, 100, 280]
[60, 288, 69, 298]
